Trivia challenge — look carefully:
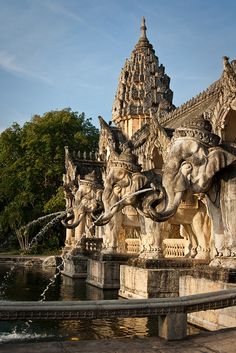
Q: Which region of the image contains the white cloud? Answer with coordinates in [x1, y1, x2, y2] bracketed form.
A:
[38, 0, 117, 43]
[42, 1, 84, 24]
[0, 50, 53, 85]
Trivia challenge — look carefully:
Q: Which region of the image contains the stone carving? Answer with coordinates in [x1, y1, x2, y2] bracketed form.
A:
[112, 17, 174, 138]
[147, 115, 236, 259]
[62, 156, 103, 248]
[62, 146, 77, 247]
[168, 195, 213, 259]
[94, 142, 164, 255]
[95, 134, 212, 259]
[212, 57, 236, 138]
[62, 19, 236, 268]
[138, 217, 164, 258]
[222, 56, 236, 95]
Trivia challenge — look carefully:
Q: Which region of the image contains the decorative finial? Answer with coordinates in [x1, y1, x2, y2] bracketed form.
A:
[223, 56, 230, 70]
[140, 17, 147, 39]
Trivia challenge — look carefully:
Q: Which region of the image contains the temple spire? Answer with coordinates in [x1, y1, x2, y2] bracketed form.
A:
[112, 18, 174, 138]
[140, 17, 147, 39]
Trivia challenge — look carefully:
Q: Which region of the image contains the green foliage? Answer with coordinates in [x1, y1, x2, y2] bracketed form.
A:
[0, 108, 99, 253]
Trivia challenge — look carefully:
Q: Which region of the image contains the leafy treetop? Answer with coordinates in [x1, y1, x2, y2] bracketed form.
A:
[0, 108, 99, 252]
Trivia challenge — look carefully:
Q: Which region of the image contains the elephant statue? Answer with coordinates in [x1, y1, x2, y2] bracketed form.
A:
[138, 216, 164, 258]
[167, 193, 213, 259]
[62, 171, 103, 247]
[94, 143, 164, 254]
[147, 115, 236, 259]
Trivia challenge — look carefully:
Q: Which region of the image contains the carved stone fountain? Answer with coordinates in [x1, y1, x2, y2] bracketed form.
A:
[61, 19, 236, 330]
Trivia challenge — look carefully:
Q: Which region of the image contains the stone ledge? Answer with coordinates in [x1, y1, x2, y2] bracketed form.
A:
[127, 258, 236, 283]
[127, 257, 209, 269]
[90, 253, 136, 262]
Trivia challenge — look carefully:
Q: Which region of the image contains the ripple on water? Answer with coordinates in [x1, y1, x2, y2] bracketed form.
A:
[0, 263, 204, 343]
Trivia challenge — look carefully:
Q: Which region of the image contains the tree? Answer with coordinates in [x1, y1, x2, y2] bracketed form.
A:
[0, 109, 99, 252]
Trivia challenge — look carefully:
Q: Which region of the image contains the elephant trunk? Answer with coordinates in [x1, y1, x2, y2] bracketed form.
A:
[93, 204, 120, 226]
[61, 211, 85, 229]
[147, 190, 183, 222]
[94, 187, 155, 226]
[91, 200, 105, 220]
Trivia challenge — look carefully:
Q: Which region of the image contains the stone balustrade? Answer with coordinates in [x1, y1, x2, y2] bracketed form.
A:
[72, 150, 99, 161]
[163, 238, 187, 258]
[1, 289, 236, 340]
[80, 237, 103, 254]
[125, 238, 140, 253]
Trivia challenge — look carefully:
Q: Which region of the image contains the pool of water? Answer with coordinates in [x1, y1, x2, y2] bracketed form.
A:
[0, 263, 202, 343]
[0, 263, 160, 343]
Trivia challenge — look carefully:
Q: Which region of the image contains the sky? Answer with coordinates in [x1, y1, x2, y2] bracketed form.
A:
[0, 0, 236, 132]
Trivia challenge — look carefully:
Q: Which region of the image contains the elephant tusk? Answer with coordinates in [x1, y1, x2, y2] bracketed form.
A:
[110, 186, 155, 211]
[94, 186, 162, 226]
[147, 190, 183, 222]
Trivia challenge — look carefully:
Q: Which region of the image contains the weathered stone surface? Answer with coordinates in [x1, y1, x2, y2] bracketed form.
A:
[61, 22, 236, 325]
[119, 265, 180, 298]
[112, 18, 175, 138]
[179, 275, 236, 330]
[1, 330, 236, 353]
[62, 252, 88, 278]
[158, 313, 187, 340]
[86, 259, 125, 289]
[42, 256, 62, 268]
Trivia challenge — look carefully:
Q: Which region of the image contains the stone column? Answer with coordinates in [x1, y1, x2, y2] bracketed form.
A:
[158, 313, 187, 340]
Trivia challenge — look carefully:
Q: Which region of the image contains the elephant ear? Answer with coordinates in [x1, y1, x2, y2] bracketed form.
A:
[206, 147, 236, 179]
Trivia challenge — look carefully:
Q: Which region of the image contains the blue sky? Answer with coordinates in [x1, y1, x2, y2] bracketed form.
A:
[0, 0, 236, 131]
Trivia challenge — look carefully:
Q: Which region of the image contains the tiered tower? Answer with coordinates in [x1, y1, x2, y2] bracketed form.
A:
[112, 17, 175, 138]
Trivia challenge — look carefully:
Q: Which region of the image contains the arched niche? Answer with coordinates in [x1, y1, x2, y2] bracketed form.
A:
[152, 146, 164, 171]
[223, 108, 236, 144]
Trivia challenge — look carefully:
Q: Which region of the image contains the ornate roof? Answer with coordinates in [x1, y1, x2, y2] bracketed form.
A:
[158, 56, 236, 132]
[98, 116, 129, 167]
[112, 18, 175, 125]
[159, 79, 222, 129]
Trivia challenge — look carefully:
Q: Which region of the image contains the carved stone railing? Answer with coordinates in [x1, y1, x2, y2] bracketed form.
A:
[125, 238, 140, 254]
[1, 289, 236, 340]
[80, 237, 103, 254]
[163, 239, 187, 258]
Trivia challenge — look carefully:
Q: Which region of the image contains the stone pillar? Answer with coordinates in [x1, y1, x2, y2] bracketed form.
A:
[158, 313, 187, 340]
[62, 248, 88, 279]
[86, 254, 132, 289]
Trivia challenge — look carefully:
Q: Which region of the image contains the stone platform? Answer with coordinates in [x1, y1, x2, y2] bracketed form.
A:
[86, 253, 135, 289]
[1, 328, 236, 353]
[180, 273, 236, 331]
[61, 248, 88, 279]
[119, 258, 209, 299]
[119, 257, 236, 331]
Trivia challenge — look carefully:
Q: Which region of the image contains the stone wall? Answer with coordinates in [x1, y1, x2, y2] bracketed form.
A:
[179, 275, 236, 330]
[119, 265, 179, 299]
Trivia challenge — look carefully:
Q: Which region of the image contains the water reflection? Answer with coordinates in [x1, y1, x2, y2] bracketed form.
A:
[0, 264, 159, 343]
[60, 275, 118, 301]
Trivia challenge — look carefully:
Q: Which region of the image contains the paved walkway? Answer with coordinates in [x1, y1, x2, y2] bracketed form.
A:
[0, 328, 236, 353]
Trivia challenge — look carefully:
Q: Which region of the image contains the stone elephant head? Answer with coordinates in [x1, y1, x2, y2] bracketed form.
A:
[62, 171, 103, 230]
[148, 116, 236, 222]
[94, 144, 163, 226]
